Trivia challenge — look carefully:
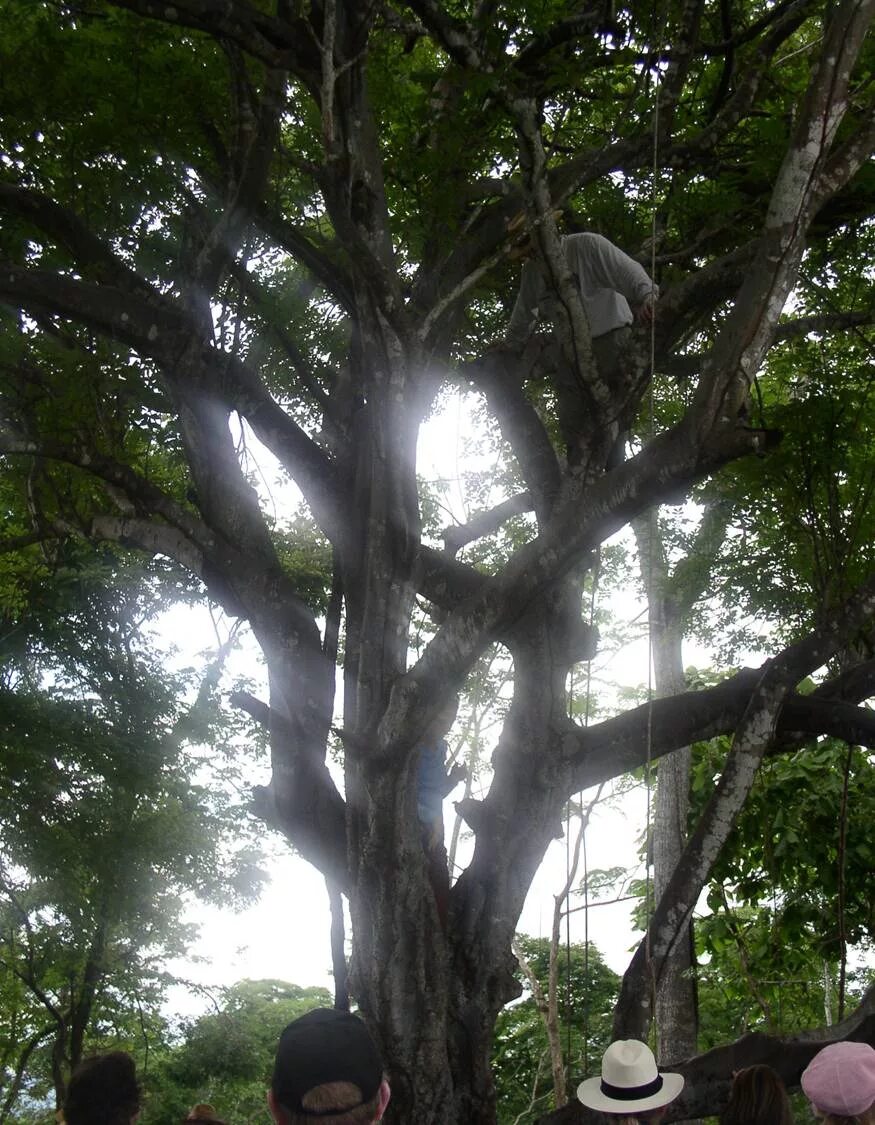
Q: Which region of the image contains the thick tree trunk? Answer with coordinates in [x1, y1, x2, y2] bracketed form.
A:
[652, 743, 698, 1065]
[351, 586, 584, 1124]
[445, 590, 591, 1121]
[634, 515, 700, 1064]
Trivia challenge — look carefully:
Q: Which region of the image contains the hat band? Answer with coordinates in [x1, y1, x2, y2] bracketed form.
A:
[600, 1075, 664, 1101]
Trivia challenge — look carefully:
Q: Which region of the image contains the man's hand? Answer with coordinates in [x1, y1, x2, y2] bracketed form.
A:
[634, 293, 657, 325]
[447, 763, 467, 788]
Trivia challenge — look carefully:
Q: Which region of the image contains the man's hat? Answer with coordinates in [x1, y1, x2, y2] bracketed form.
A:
[272, 1008, 383, 1116]
[577, 1039, 684, 1113]
[505, 208, 564, 235]
[801, 1042, 875, 1117]
[505, 209, 565, 260]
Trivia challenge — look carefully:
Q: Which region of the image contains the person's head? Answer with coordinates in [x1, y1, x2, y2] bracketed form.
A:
[423, 694, 459, 742]
[63, 1051, 140, 1125]
[801, 1042, 875, 1125]
[505, 209, 564, 260]
[577, 1039, 684, 1121]
[268, 1008, 390, 1125]
[719, 1064, 794, 1125]
[184, 1105, 227, 1125]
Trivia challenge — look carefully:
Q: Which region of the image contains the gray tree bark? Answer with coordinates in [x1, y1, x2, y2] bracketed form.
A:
[633, 504, 730, 1070]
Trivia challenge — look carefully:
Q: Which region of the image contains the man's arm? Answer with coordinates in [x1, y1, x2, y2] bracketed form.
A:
[441, 761, 467, 797]
[503, 259, 547, 348]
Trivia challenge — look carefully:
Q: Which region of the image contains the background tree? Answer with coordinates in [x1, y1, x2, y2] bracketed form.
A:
[693, 736, 875, 1044]
[492, 937, 619, 1125]
[632, 499, 729, 1070]
[1, 1, 874, 1122]
[141, 980, 333, 1125]
[0, 554, 266, 1117]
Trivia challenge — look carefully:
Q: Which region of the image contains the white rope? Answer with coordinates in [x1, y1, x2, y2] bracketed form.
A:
[644, 29, 664, 1040]
[565, 547, 601, 1080]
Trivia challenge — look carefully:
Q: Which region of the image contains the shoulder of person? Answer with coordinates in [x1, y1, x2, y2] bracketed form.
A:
[563, 231, 622, 260]
[564, 231, 608, 247]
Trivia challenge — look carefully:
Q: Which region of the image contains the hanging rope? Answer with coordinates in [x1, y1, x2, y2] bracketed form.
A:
[564, 546, 602, 1084]
[836, 741, 853, 1020]
[559, 12, 668, 1075]
[565, 742, 573, 1067]
[642, 22, 666, 1043]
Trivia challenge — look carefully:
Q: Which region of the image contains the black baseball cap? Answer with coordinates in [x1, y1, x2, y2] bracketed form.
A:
[272, 1009, 383, 1116]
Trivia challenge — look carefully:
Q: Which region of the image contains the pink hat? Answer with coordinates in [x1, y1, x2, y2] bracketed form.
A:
[801, 1042, 875, 1117]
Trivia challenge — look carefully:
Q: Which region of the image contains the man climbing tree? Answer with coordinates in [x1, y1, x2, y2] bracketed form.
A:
[1, 2, 874, 1123]
[491, 221, 659, 464]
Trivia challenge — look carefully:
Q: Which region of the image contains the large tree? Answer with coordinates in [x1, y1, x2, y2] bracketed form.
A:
[1, 1, 874, 1122]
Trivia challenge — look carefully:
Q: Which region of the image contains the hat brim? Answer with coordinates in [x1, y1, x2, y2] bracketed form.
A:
[577, 1071, 685, 1113]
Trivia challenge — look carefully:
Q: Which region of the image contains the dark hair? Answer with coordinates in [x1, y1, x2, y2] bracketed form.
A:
[63, 1051, 140, 1125]
[719, 1064, 794, 1125]
[184, 1105, 227, 1125]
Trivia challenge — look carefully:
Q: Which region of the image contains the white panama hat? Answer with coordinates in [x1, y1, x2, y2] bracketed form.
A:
[577, 1040, 685, 1114]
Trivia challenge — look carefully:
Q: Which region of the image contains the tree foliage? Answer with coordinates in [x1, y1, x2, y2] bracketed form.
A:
[492, 938, 619, 1125]
[0, 553, 266, 1116]
[692, 737, 875, 1040]
[141, 980, 333, 1125]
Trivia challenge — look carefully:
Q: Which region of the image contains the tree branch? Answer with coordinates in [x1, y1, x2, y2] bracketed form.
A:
[230, 690, 349, 885]
[689, 0, 875, 436]
[0, 429, 214, 550]
[775, 309, 875, 341]
[253, 204, 356, 314]
[403, 0, 487, 70]
[442, 493, 533, 557]
[105, 0, 320, 78]
[568, 658, 875, 794]
[0, 185, 151, 295]
[0, 263, 343, 536]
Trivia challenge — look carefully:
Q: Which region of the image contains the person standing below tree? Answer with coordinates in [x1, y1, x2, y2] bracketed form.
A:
[577, 1039, 684, 1124]
[185, 1104, 228, 1125]
[801, 1041, 875, 1125]
[267, 1008, 390, 1125]
[719, 1064, 794, 1125]
[61, 1052, 141, 1125]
